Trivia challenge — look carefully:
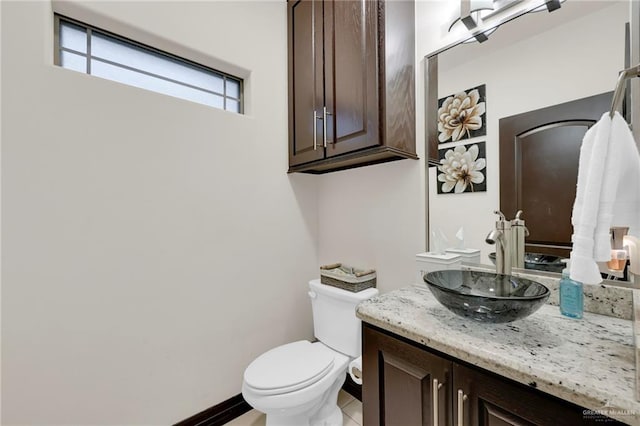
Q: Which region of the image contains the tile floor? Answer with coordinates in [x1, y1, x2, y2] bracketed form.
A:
[225, 389, 362, 426]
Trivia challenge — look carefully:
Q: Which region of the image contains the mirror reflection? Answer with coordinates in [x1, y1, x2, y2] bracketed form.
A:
[427, 1, 632, 279]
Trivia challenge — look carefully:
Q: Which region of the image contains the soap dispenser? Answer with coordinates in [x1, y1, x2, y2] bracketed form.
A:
[559, 259, 583, 319]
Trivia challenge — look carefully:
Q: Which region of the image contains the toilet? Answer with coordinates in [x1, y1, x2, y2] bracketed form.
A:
[242, 279, 378, 426]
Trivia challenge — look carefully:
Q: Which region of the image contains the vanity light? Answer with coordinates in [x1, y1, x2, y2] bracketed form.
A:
[459, 0, 494, 30]
[448, 16, 499, 44]
[448, 0, 565, 44]
[530, 0, 566, 13]
[448, 0, 497, 43]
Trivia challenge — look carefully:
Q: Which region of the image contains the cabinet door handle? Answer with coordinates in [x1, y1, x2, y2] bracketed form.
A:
[323, 106, 333, 147]
[322, 106, 327, 148]
[457, 389, 468, 426]
[313, 111, 323, 151]
[432, 378, 443, 425]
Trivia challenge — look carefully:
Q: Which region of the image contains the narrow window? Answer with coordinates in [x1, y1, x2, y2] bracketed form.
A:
[54, 15, 243, 113]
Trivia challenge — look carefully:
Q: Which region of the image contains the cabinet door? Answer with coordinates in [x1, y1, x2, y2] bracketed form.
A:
[323, 0, 380, 157]
[288, 0, 325, 166]
[452, 363, 624, 426]
[363, 325, 451, 426]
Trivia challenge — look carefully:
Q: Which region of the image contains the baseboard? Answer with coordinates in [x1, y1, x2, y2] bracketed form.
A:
[175, 374, 362, 426]
[174, 393, 251, 426]
[342, 374, 362, 402]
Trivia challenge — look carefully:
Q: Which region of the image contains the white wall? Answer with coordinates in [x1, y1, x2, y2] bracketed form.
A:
[429, 1, 628, 262]
[317, 160, 426, 294]
[1, 1, 318, 424]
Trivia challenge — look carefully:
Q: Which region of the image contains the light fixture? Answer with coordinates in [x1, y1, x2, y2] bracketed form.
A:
[460, 0, 494, 30]
[531, 0, 566, 13]
[448, 0, 566, 44]
[448, 17, 499, 44]
[448, 0, 497, 44]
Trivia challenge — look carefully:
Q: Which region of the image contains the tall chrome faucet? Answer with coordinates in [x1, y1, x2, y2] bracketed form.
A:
[486, 211, 512, 275]
[510, 210, 530, 270]
[486, 210, 529, 275]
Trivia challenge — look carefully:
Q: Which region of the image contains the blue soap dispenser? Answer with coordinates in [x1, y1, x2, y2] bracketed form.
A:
[559, 259, 583, 319]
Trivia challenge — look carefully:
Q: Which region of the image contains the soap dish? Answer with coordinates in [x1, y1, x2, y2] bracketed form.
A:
[320, 263, 376, 292]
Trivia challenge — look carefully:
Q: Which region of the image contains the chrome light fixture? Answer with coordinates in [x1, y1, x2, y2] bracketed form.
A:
[448, 0, 566, 44]
[531, 0, 566, 13]
[448, 0, 496, 43]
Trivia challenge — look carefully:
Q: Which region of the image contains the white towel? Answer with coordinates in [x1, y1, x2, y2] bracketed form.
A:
[570, 113, 612, 283]
[570, 112, 640, 284]
[595, 113, 640, 258]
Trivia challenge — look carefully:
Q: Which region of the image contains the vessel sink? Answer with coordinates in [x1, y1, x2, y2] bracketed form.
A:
[423, 270, 550, 323]
[488, 252, 564, 273]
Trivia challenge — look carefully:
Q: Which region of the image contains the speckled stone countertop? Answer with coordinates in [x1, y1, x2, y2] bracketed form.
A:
[357, 285, 639, 425]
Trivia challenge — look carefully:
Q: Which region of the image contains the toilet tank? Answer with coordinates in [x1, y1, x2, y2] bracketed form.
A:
[308, 279, 379, 357]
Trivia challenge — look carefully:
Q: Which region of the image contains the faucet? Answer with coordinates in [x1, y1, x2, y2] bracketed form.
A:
[486, 211, 512, 275]
[486, 210, 530, 275]
[510, 210, 530, 270]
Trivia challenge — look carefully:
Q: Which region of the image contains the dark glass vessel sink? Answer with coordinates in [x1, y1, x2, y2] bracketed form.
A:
[423, 270, 550, 323]
[488, 252, 565, 273]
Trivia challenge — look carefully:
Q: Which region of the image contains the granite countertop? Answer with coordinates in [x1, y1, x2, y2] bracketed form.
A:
[356, 285, 639, 426]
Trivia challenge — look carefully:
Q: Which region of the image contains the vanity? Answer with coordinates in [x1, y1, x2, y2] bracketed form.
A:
[357, 281, 639, 425]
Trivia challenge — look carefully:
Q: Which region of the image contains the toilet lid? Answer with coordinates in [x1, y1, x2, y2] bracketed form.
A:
[244, 341, 335, 395]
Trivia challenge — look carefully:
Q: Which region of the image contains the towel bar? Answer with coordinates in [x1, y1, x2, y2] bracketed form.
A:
[609, 64, 640, 118]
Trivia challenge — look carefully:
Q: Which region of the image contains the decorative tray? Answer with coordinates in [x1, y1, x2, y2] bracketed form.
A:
[320, 263, 376, 292]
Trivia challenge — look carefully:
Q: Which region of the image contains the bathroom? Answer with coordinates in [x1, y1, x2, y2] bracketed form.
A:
[1, 0, 639, 425]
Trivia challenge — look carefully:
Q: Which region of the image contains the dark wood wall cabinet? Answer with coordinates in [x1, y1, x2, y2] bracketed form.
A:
[287, 0, 417, 174]
[362, 324, 624, 426]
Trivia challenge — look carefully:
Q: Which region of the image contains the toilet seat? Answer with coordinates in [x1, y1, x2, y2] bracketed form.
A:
[244, 341, 336, 396]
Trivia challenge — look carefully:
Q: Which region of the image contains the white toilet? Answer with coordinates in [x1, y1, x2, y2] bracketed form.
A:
[242, 279, 378, 426]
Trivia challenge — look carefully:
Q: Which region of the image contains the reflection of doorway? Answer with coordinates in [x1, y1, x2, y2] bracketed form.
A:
[499, 92, 613, 258]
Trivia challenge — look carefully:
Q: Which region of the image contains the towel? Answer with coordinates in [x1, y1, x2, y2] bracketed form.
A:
[570, 112, 640, 284]
[570, 113, 612, 283]
[594, 113, 640, 258]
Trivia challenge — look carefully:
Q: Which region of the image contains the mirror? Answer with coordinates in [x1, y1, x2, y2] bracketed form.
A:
[425, 1, 636, 278]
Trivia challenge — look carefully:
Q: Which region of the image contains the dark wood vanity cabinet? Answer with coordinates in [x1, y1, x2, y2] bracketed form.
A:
[363, 324, 624, 426]
[452, 363, 604, 426]
[362, 322, 452, 426]
[287, 0, 417, 174]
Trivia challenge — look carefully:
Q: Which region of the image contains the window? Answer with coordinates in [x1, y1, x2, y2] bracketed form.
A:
[54, 15, 243, 113]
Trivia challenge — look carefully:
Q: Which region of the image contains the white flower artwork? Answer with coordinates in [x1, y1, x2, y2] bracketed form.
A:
[437, 142, 487, 194]
[438, 85, 487, 143]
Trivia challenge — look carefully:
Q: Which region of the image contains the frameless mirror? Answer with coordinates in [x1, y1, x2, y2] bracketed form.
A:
[425, 0, 636, 281]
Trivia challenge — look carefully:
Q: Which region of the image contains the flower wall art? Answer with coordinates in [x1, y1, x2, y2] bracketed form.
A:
[438, 85, 486, 143]
[437, 142, 487, 194]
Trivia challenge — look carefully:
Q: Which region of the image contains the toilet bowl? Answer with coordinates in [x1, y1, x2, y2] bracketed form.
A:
[242, 340, 349, 426]
[242, 279, 378, 426]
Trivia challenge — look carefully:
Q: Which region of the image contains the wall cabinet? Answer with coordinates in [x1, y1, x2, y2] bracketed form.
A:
[287, 0, 417, 174]
[362, 324, 624, 426]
